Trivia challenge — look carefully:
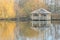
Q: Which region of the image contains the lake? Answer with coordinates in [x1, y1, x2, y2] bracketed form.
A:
[0, 20, 60, 40]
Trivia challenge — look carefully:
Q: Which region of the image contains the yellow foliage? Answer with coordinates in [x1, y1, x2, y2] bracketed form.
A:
[0, 0, 15, 18]
[24, 0, 47, 11]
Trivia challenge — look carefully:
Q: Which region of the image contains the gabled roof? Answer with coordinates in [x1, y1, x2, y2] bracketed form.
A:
[31, 8, 51, 14]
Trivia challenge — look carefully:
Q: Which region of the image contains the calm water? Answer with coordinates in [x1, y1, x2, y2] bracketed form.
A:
[0, 20, 60, 40]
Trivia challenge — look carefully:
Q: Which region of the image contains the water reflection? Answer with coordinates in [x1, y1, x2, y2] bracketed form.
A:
[0, 21, 16, 40]
[0, 20, 60, 40]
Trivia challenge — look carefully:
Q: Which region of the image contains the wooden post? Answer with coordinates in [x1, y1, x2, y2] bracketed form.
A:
[32, 14, 33, 27]
[39, 14, 40, 27]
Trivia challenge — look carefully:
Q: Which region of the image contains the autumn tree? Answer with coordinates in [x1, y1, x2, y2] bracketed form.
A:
[0, 0, 15, 18]
[17, 0, 48, 17]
